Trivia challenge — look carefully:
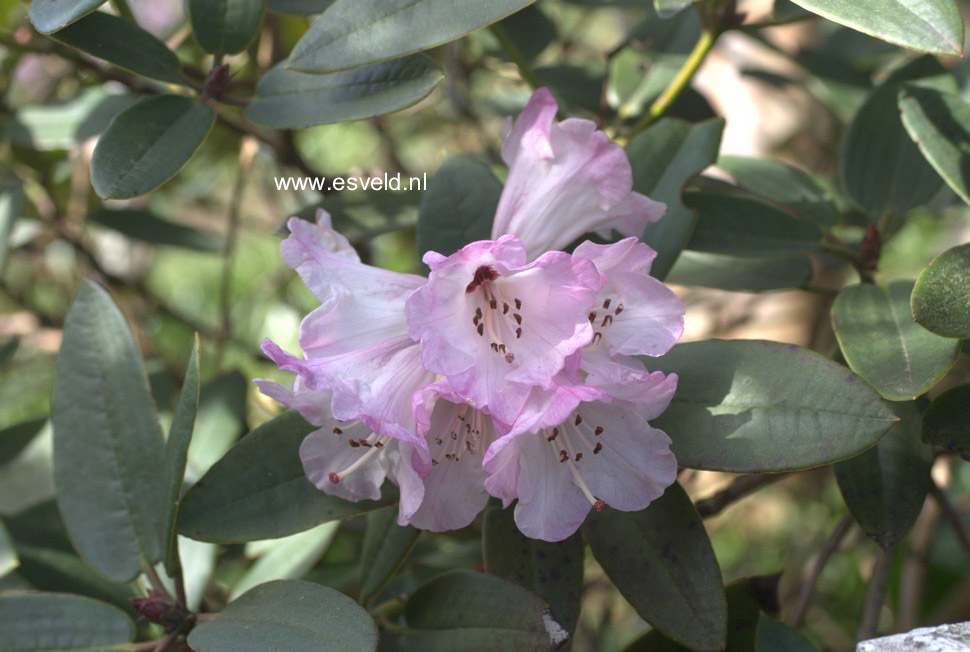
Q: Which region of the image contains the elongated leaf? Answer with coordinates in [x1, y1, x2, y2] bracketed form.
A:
[0, 593, 134, 651]
[288, 0, 535, 73]
[922, 384, 970, 459]
[231, 522, 338, 599]
[654, 0, 693, 18]
[841, 57, 949, 217]
[91, 95, 215, 199]
[911, 243, 970, 338]
[789, 0, 962, 55]
[359, 506, 419, 604]
[685, 191, 823, 257]
[483, 507, 583, 635]
[88, 209, 222, 252]
[835, 401, 932, 548]
[400, 570, 569, 651]
[900, 86, 970, 206]
[756, 614, 816, 651]
[27, 0, 106, 33]
[627, 118, 725, 279]
[53, 280, 165, 582]
[52, 11, 183, 84]
[0, 418, 45, 468]
[416, 154, 502, 260]
[189, 580, 377, 651]
[650, 339, 899, 472]
[2, 89, 139, 151]
[585, 483, 726, 651]
[666, 251, 813, 292]
[189, 0, 265, 55]
[246, 54, 442, 128]
[0, 520, 16, 579]
[832, 281, 959, 400]
[13, 543, 136, 611]
[178, 411, 395, 543]
[717, 156, 837, 227]
[0, 179, 23, 272]
[162, 336, 200, 574]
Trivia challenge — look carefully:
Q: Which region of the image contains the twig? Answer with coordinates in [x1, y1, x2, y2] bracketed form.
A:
[899, 492, 940, 631]
[858, 545, 895, 641]
[929, 482, 970, 555]
[695, 473, 787, 518]
[789, 514, 853, 627]
[151, 634, 176, 652]
[489, 23, 541, 91]
[142, 564, 172, 600]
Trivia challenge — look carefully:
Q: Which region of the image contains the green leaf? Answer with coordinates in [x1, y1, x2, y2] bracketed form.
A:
[12, 543, 136, 611]
[268, 0, 335, 14]
[493, 5, 556, 62]
[186, 371, 248, 480]
[666, 251, 813, 292]
[27, 0, 107, 33]
[684, 191, 823, 257]
[585, 483, 726, 651]
[835, 401, 932, 548]
[627, 117, 725, 279]
[178, 411, 395, 543]
[51, 11, 184, 84]
[416, 154, 501, 261]
[483, 507, 583, 635]
[831, 281, 959, 400]
[400, 569, 569, 650]
[88, 209, 222, 251]
[162, 335, 200, 575]
[0, 179, 23, 272]
[358, 506, 420, 604]
[717, 156, 838, 228]
[0, 336, 19, 372]
[0, 593, 134, 651]
[53, 280, 165, 582]
[654, 0, 693, 19]
[841, 57, 949, 217]
[922, 384, 970, 460]
[911, 243, 970, 338]
[0, 520, 16, 579]
[1, 89, 139, 151]
[245, 54, 442, 129]
[650, 339, 899, 472]
[288, 0, 534, 73]
[189, 580, 377, 651]
[789, 0, 963, 55]
[899, 86, 970, 206]
[189, 0, 265, 55]
[0, 418, 45, 468]
[231, 522, 338, 600]
[756, 614, 817, 651]
[91, 95, 215, 199]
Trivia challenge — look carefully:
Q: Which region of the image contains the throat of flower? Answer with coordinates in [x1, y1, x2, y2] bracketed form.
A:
[471, 284, 524, 366]
[328, 434, 389, 484]
[544, 416, 607, 512]
[431, 405, 485, 466]
[586, 295, 624, 348]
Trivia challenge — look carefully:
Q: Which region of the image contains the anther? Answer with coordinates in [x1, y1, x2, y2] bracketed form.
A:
[514, 298, 522, 309]
[374, 441, 384, 448]
[559, 450, 569, 463]
[505, 352, 515, 364]
[594, 426, 604, 435]
[575, 453, 583, 462]
[614, 304, 624, 315]
[513, 314, 522, 325]
[593, 500, 606, 511]
[349, 440, 361, 448]
[575, 414, 583, 426]
[358, 439, 372, 447]
[503, 303, 510, 314]
[593, 442, 603, 454]
[547, 428, 559, 441]
[489, 298, 497, 310]
[601, 315, 613, 328]
[515, 327, 522, 339]
[435, 436, 443, 445]
[477, 323, 484, 336]
[332, 426, 343, 435]
[451, 431, 458, 440]
[591, 332, 602, 345]
[603, 298, 611, 309]
[588, 311, 597, 323]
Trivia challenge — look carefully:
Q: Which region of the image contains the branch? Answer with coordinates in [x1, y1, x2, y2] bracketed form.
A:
[789, 514, 853, 627]
[695, 473, 786, 518]
[858, 545, 895, 641]
[929, 482, 970, 555]
[489, 23, 541, 91]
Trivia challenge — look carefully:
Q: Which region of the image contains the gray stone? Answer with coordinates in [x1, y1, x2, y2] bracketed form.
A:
[857, 622, 970, 651]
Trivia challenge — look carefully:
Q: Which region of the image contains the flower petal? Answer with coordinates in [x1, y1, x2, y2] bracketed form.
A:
[299, 419, 388, 503]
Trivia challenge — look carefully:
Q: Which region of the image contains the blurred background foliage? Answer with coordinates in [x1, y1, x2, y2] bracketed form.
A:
[1, 0, 970, 650]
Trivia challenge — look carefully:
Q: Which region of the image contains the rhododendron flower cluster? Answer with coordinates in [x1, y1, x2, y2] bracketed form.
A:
[257, 88, 686, 542]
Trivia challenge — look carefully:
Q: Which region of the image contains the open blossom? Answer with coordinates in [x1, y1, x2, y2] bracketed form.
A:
[257, 87, 685, 541]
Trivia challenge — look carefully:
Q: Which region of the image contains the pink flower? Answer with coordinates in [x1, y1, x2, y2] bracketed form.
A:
[492, 88, 666, 260]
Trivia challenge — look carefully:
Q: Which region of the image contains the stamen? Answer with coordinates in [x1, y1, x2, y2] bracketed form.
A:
[514, 298, 522, 310]
[575, 414, 583, 426]
[593, 442, 603, 454]
[489, 298, 497, 310]
[594, 426, 603, 436]
[588, 311, 597, 323]
[559, 450, 569, 463]
[477, 323, 484, 337]
[603, 298, 611, 309]
[601, 315, 613, 328]
[614, 304, 624, 315]
[332, 426, 343, 435]
[575, 453, 583, 462]
[503, 302, 510, 314]
[331, 438, 387, 483]
[515, 327, 522, 339]
[564, 455, 601, 508]
[547, 427, 559, 442]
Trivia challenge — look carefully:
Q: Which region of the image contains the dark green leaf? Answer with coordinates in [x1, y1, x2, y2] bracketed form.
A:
[756, 614, 817, 651]
[2, 89, 140, 151]
[494, 5, 556, 62]
[899, 86, 970, 206]
[0, 336, 18, 372]
[178, 412, 395, 543]
[53, 280, 165, 582]
[684, 191, 823, 257]
[163, 335, 200, 574]
[416, 154, 501, 261]
[14, 544, 137, 611]
[400, 569, 569, 651]
[245, 54, 442, 128]
[922, 384, 970, 459]
[188, 580, 378, 651]
[788, 0, 963, 55]
[911, 243, 970, 338]
[0, 419, 45, 468]
[0, 593, 134, 651]
[654, 0, 693, 19]
[483, 507, 583, 635]
[0, 520, 15, 579]
[0, 179, 23, 271]
[831, 281, 959, 400]
[650, 339, 899, 472]
[835, 401, 932, 548]
[189, 0, 265, 55]
[267, 0, 334, 14]
[585, 483, 726, 651]
[666, 251, 813, 292]
[359, 506, 419, 604]
[288, 0, 534, 72]
[841, 57, 950, 217]
[27, 0, 107, 34]
[627, 117, 725, 279]
[91, 95, 215, 199]
[88, 209, 222, 251]
[52, 11, 183, 84]
[717, 156, 837, 227]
